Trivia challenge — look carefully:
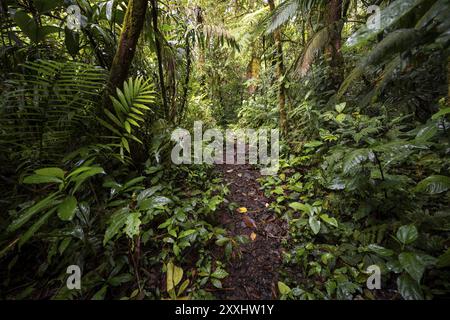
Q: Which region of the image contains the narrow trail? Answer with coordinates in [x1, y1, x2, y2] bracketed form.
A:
[213, 159, 287, 300]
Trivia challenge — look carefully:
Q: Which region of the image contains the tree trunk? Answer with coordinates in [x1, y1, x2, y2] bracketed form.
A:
[268, 0, 287, 135]
[246, 48, 260, 96]
[104, 0, 148, 109]
[448, 55, 450, 103]
[150, 0, 168, 119]
[179, 32, 192, 123]
[324, 0, 348, 89]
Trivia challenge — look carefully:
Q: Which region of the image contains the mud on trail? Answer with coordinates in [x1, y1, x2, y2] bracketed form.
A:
[212, 161, 287, 300]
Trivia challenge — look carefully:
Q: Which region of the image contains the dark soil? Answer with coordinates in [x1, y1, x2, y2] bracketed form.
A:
[212, 161, 287, 300]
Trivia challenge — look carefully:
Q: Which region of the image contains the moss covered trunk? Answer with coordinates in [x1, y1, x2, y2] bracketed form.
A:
[104, 0, 148, 107]
[268, 0, 287, 136]
[324, 0, 349, 90]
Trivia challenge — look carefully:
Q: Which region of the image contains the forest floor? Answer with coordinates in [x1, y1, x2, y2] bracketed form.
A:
[212, 157, 287, 299]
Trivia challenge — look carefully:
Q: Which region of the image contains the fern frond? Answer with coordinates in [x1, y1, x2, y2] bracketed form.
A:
[0, 60, 106, 167]
[100, 77, 155, 157]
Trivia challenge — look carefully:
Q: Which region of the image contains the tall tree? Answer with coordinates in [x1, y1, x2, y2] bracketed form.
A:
[268, 0, 287, 135]
[150, 0, 169, 119]
[324, 0, 348, 89]
[104, 0, 148, 107]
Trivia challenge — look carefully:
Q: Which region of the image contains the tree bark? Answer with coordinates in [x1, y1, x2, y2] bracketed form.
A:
[448, 55, 450, 104]
[246, 48, 260, 96]
[104, 0, 148, 108]
[324, 0, 349, 89]
[179, 32, 192, 123]
[150, 0, 168, 119]
[268, 0, 287, 135]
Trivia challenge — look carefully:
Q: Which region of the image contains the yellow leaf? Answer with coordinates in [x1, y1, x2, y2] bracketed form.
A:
[167, 261, 183, 292]
[250, 232, 257, 241]
[237, 207, 247, 214]
[173, 265, 183, 287]
[243, 216, 257, 229]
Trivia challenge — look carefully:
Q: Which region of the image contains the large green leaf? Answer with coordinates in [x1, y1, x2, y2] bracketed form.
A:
[124, 212, 141, 239]
[397, 273, 424, 300]
[368, 244, 395, 257]
[35, 167, 65, 179]
[7, 193, 61, 232]
[137, 185, 163, 204]
[396, 225, 418, 245]
[103, 208, 129, 245]
[19, 208, 57, 247]
[437, 248, 450, 268]
[343, 149, 375, 174]
[320, 214, 338, 227]
[70, 167, 105, 194]
[415, 122, 438, 142]
[12, 10, 38, 40]
[346, 0, 426, 47]
[399, 252, 426, 282]
[278, 281, 291, 295]
[211, 268, 229, 279]
[57, 196, 78, 221]
[309, 216, 321, 234]
[12, 10, 60, 43]
[289, 202, 311, 213]
[431, 107, 450, 120]
[415, 175, 450, 194]
[139, 196, 172, 210]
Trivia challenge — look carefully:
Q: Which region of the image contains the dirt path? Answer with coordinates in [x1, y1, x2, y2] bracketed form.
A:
[213, 161, 287, 300]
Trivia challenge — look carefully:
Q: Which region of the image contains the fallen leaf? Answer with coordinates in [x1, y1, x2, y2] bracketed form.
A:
[237, 207, 248, 214]
[243, 216, 257, 229]
[250, 232, 257, 241]
[265, 203, 269, 208]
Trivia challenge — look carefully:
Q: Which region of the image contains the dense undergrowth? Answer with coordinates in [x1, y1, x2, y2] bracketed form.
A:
[258, 101, 450, 299]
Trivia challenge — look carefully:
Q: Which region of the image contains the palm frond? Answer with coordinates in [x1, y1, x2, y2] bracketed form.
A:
[259, 0, 326, 35]
[99, 76, 155, 157]
[346, 0, 431, 48]
[293, 26, 330, 77]
[201, 24, 241, 51]
[338, 28, 420, 98]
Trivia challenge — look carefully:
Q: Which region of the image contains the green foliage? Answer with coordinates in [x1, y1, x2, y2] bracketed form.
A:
[0, 60, 106, 168]
[99, 77, 155, 157]
[1, 0, 449, 302]
[339, 0, 450, 98]
[6, 163, 105, 247]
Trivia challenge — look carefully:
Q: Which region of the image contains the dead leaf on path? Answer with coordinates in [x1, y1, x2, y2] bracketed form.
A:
[250, 232, 257, 241]
[226, 169, 234, 173]
[243, 216, 257, 229]
[237, 207, 247, 214]
[265, 203, 269, 208]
